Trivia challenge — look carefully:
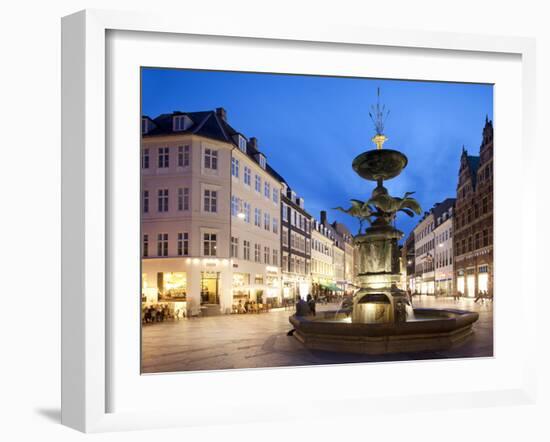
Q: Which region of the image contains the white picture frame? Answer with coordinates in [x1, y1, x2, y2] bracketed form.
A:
[61, 9, 537, 433]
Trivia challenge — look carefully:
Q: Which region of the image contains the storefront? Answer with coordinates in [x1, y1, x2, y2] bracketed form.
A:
[232, 272, 251, 304]
[478, 265, 489, 293]
[200, 271, 220, 304]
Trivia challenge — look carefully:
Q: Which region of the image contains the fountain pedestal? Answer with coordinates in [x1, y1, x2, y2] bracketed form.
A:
[353, 224, 407, 323]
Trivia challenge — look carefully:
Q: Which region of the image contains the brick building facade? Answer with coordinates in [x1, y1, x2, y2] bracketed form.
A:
[453, 117, 494, 298]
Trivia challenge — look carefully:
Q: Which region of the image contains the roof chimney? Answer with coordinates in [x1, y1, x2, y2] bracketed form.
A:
[249, 137, 258, 151]
[216, 107, 227, 122]
[320, 210, 327, 225]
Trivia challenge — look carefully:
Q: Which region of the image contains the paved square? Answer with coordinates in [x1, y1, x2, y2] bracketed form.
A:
[141, 297, 493, 373]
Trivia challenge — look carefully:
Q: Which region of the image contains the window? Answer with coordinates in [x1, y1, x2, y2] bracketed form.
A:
[157, 189, 169, 212]
[264, 182, 270, 198]
[282, 227, 289, 246]
[475, 232, 480, 249]
[142, 190, 149, 213]
[264, 212, 270, 231]
[178, 145, 190, 167]
[483, 197, 488, 214]
[178, 188, 189, 211]
[244, 202, 251, 223]
[157, 233, 168, 257]
[231, 237, 239, 258]
[203, 233, 217, 256]
[231, 157, 240, 178]
[483, 229, 489, 247]
[141, 118, 149, 134]
[272, 249, 279, 266]
[141, 148, 150, 169]
[204, 189, 218, 213]
[231, 196, 239, 217]
[244, 166, 251, 185]
[255, 175, 261, 192]
[243, 240, 251, 260]
[283, 203, 288, 222]
[468, 236, 473, 252]
[254, 244, 261, 263]
[177, 233, 189, 256]
[254, 208, 261, 227]
[238, 136, 247, 152]
[158, 147, 169, 168]
[264, 246, 270, 264]
[143, 234, 149, 257]
[272, 217, 278, 234]
[282, 253, 288, 271]
[173, 115, 187, 131]
[272, 188, 279, 204]
[259, 155, 266, 169]
[204, 148, 218, 170]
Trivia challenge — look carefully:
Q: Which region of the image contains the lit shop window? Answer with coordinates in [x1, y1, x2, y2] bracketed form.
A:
[158, 272, 187, 301]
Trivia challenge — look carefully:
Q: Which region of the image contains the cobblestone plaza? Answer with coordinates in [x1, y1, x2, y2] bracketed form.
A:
[142, 297, 493, 373]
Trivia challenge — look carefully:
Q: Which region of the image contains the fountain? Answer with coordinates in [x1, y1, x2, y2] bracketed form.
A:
[289, 89, 479, 354]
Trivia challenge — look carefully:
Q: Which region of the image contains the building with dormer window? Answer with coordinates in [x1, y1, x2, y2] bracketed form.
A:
[141, 107, 283, 316]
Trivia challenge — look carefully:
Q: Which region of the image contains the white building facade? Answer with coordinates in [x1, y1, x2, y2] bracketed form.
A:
[433, 204, 454, 296]
[413, 212, 435, 295]
[311, 221, 335, 290]
[141, 109, 282, 316]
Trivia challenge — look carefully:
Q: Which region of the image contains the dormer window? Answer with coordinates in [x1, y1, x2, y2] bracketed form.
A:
[238, 135, 247, 153]
[254, 152, 266, 170]
[141, 117, 155, 135]
[173, 115, 191, 132]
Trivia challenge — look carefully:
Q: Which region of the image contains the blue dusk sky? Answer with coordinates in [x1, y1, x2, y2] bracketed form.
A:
[142, 68, 493, 239]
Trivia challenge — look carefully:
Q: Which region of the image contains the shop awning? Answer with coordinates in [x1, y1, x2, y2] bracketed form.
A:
[319, 282, 344, 291]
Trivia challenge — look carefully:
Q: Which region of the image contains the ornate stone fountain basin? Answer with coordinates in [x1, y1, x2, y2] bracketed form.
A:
[352, 149, 408, 181]
[289, 308, 479, 354]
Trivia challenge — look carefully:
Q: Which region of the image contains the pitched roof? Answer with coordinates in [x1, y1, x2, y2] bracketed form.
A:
[432, 198, 456, 225]
[143, 109, 287, 182]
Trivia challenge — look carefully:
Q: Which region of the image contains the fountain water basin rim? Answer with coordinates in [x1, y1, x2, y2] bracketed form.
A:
[289, 308, 479, 354]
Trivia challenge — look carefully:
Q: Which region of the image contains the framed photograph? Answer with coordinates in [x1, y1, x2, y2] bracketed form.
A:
[61, 9, 537, 433]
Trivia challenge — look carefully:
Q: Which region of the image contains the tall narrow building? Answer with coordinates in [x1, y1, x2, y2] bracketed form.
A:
[453, 118, 494, 298]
